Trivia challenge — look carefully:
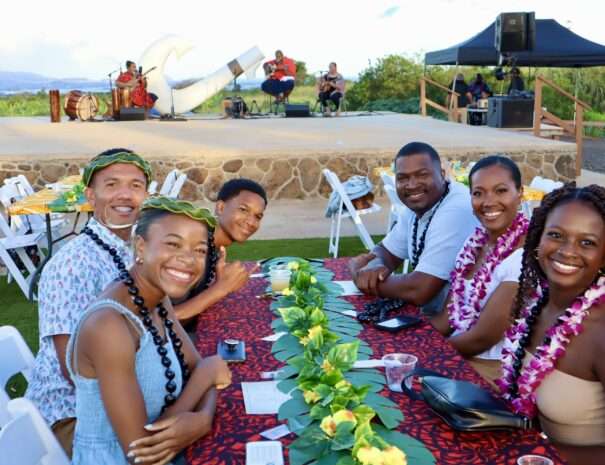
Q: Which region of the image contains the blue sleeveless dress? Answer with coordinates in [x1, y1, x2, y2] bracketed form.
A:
[67, 299, 183, 465]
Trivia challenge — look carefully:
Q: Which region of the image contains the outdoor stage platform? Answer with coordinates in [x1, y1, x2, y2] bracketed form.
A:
[0, 113, 576, 202]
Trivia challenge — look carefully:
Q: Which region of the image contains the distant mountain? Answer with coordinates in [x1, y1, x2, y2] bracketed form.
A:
[0, 70, 107, 94]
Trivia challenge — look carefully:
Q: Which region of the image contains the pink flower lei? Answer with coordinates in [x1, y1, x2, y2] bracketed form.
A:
[447, 212, 529, 332]
[496, 275, 605, 418]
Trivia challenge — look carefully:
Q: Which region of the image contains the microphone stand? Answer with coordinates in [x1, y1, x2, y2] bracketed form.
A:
[160, 87, 187, 122]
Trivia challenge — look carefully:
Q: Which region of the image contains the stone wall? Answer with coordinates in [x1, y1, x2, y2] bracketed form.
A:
[0, 148, 576, 202]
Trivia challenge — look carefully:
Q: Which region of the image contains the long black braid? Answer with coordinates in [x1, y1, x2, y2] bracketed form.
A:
[511, 183, 605, 321]
[196, 230, 219, 294]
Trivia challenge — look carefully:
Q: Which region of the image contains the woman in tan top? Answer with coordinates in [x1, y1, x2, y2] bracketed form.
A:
[497, 184, 605, 465]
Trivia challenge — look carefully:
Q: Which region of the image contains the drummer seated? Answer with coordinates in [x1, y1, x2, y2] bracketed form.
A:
[261, 50, 296, 102]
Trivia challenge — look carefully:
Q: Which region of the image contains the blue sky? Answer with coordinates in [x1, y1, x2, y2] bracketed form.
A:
[2, 0, 604, 80]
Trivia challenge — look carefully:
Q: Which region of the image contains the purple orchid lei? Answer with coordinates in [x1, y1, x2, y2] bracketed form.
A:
[447, 212, 529, 332]
[496, 275, 605, 418]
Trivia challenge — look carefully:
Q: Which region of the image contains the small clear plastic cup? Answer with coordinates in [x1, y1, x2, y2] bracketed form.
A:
[382, 353, 418, 392]
[517, 455, 553, 465]
[269, 266, 291, 293]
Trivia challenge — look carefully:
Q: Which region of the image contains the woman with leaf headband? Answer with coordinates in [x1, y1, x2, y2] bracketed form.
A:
[496, 184, 605, 465]
[67, 197, 232, 465]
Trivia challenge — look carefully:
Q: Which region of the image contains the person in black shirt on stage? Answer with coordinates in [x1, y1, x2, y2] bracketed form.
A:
[507, 67, 525, 94]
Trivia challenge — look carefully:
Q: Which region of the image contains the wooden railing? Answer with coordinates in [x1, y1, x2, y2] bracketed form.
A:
[533, 75, 591, 176]
[419, 77, 460, 121]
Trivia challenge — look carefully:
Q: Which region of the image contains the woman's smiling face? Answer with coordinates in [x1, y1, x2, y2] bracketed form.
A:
[135, 214, 208, 299]
[537, 200, 605, 292]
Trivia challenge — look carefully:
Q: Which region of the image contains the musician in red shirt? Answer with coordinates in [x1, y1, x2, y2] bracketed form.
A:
[261, 50, 296, 102]
[116, 60, 158, 110]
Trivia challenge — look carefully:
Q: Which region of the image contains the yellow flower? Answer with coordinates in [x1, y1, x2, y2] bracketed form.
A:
[321, 359, 335, 374]
[335, 380, 351, 390]
[310, 276, 318, 284]
[281, 288, 292, 296]
[308, 325, 322, 339]
[357, 446, 384, 465]
[382, 446, 407, 465]
[287, 261, 299, 270]
[332, 409, 357, 427]
[320, 415, 337, 437]
[299, 336, 310, 346]
[303, 390, 320, 404]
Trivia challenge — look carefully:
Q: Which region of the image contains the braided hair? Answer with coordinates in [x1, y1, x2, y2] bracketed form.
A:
[512, 183, 605, 320]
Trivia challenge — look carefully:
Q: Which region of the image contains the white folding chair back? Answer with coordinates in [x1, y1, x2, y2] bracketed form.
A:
[0, 184, 30, 235]
[522, 176, 564, 219]
[380, 173, 406, 232]
[0, 212, 43, 299]
[148, 180, 159, 195]
[0, 326, 35, 389]
[1, 180, 67, 240]
[0, 398, 70, 465]
[0, 388, 10, 427]
[529, 176, 563, 193]
[159, 169, 187, 199]
[4, 175, 35, 197]
[322, 169, 381, 258]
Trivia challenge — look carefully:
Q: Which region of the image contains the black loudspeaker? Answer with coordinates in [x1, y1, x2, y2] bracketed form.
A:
[495, 12, 535, 52]
[119, 107, 146, 121]
[487, 97, 534, 128]
[285, 103, 310, 117]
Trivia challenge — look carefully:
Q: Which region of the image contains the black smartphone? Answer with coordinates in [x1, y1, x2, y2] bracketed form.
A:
[374, 316, 422, 333]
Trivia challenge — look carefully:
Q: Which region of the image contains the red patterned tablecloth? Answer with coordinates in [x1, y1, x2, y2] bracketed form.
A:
[190, 258, 565, 465]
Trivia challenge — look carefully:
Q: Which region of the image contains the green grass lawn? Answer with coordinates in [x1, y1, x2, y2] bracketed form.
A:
[2, 235, 381, 397]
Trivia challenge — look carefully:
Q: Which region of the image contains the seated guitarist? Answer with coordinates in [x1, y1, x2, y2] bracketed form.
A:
[261, 50, 296, 103]
[116, 60, 158, 110]
[318, 62, 345, 116]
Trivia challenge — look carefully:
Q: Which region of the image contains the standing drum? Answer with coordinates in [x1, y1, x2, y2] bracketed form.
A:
[64, 90, 99, 121]
[119, 88, 132, 108]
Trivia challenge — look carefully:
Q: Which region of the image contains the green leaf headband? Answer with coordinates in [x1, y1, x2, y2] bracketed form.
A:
[141, 196, 217, 230]
[82, 151, 153, 187]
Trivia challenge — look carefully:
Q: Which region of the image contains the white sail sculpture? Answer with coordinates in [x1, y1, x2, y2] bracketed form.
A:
[139, 35, 264, 114]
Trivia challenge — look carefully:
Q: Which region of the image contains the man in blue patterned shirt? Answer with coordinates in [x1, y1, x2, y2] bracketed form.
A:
[25, 148, 152, 457]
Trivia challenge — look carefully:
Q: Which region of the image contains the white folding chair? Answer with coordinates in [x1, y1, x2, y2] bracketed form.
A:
[322, 169, 381, 258]
[0, 388, 10, 427]
[1, 180, 68, 241]
[148, 180, 159, 195]
[0, 212, 45, 299]
[380, 172, 406, 232]
[159, 169, 187, 199]
[0, 326, 35, 389]
[0, 398, 70, 465]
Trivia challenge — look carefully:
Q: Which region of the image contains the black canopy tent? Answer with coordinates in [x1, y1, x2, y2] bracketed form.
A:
[425, 19, 605, 68]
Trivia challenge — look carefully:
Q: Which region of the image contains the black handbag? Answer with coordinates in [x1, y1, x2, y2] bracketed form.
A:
[401, 368, 532, 432]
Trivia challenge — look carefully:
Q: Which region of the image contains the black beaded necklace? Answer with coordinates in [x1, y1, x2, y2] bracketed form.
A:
[410, 181, 450, 268]
[82, 226, 190, 412]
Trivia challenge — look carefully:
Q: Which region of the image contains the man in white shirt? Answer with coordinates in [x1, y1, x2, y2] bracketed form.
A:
[349, 142, 479, 315]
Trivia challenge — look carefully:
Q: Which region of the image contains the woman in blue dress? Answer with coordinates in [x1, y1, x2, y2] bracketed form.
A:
[68, 197, 232, 465]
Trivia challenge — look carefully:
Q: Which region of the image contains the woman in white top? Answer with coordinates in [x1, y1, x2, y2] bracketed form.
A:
[431, 155, 527, 384]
